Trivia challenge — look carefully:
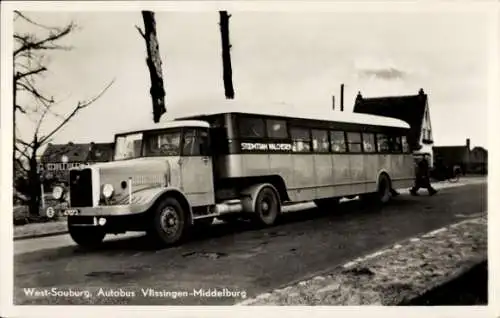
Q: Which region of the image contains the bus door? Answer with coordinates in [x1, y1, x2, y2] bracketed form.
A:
[179, 128, 215, 206]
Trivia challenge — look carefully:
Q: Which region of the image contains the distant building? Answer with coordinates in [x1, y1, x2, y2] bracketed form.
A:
[433, 139, 488, 175]
[353, 88, 434, 164]
[40, 142, 114, 185]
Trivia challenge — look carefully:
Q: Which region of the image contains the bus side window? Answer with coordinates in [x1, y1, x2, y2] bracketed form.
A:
[330, 131, 346, 153]
[238, 117, 265, 139]
[402, 135, 410, 153]
[362, 133, 376, 153]
[389, 136, 402, 153]
[182, 128, 198, 156]
[376, 134, 390, 153]
[182, 128, 210, 156]
[311, 129, 329, 153]
[198, 129, 210, 156]
[290, 127, 311, 152]
[266, 119, 288, 139]
[347, 132, 362, 153]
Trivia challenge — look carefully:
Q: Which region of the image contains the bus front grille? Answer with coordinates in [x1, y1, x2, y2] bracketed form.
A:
[69, 169, 93, 207]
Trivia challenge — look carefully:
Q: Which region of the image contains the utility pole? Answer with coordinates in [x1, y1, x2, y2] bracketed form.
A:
[219, 11, 235, 99]
[136, 11, 167, 122]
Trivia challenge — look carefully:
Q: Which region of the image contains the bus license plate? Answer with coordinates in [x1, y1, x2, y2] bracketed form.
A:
[63, 209, 80, 216]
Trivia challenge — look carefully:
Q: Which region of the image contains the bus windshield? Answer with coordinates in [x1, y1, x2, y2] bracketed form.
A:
[114, 133, 143, 160]
[114, 129, 184, 160]
[143, 130, 182, 157]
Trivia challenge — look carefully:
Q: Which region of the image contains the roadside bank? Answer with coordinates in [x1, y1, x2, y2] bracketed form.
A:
[237, 215, 487, 305]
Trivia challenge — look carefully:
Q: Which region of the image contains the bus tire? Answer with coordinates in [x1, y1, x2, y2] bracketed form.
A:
[68, 225, 105, 249]
[147, 196, 189, 246]
[252, 186, 280, 226]
[377, 174, 392, 204]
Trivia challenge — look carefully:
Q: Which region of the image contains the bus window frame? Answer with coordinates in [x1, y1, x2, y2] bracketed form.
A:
[329, 130, 347, 153]
[346, 131, 363, 154]
[236, 115, 267, 140]
[290, 126, 312, 153]
[361, 132, 377, 153]
[311, 128, 331, 153]
[181, 127, 211, 157]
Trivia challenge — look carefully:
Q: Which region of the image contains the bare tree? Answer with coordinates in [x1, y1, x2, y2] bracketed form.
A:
[13, 11, 114, 216]
[136, 11, 167, 123]
[219, 11, 235, 99]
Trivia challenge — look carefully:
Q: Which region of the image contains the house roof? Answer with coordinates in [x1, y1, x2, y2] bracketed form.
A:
[41, 142, 114, 163]
[41, 143, 91, 163]
[353, 89, 429, 150]
[471, 146, 487, 154]
[87, 143, 114, 162]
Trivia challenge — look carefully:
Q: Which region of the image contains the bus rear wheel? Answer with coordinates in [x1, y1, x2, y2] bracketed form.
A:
[377, 174, 392, 203]
[252, 186, 280, 226]
[147, 197, 189, 246]
[68, 225, 106, 249]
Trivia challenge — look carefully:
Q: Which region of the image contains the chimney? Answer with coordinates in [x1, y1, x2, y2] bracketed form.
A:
[340, 83, 344, 112]
[466, 138, 470, 151]
[332, 95, 335, 111]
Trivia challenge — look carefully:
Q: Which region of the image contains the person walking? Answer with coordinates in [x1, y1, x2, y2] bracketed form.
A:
[410, 155, 437, 196]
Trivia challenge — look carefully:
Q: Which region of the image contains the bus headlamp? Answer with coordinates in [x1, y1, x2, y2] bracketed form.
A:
[52, 186, 64, 200]
[102, 184, 114, 199]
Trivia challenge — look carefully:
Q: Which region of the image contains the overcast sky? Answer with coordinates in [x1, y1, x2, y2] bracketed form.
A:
[13, 8, 492, 149]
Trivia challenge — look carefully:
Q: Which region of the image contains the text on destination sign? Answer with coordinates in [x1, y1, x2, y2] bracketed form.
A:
[241, 142, 292, 151]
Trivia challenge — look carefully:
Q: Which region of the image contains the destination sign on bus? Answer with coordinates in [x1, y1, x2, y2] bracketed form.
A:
[241, 142, 292, 152]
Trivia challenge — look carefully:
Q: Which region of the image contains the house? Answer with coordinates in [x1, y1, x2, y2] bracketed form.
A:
[433, 139, 487, 174]
[353, 88, 434, 164]
[40, 142, 114, 184]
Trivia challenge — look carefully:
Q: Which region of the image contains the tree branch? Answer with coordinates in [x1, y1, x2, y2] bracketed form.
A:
[16, 80, 55, 104]
[39, 79, 115, 145]
[14, 11, 61, 31]
[14, 66, 47, 81]
[13, 22, 76, 57]
[135, 25, 146, 40]
[14, 144, 31, 161]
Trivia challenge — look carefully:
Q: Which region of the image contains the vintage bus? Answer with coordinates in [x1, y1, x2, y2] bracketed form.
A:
[56, 105, 415, 248]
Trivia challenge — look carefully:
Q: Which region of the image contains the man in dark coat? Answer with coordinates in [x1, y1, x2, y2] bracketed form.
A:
[410, 155, 437, 196]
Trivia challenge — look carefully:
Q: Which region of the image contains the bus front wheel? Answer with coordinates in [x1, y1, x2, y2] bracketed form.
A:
[147, 196, 189, 246]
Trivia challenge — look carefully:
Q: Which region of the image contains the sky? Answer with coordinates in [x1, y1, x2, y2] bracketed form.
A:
[13, 8, 492, 149]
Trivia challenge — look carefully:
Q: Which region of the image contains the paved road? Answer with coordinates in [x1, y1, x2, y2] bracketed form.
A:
[14, 183, 487, 305]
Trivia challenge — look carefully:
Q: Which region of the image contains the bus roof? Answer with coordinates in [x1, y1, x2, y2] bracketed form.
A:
[170, 100, 411, 129]
[115, 120, 210, 136]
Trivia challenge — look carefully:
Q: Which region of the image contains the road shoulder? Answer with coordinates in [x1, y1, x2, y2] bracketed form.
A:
[237, 215, 487, 305]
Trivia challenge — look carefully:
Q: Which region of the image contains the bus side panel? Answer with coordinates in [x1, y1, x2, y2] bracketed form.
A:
[390, 155, 405, 179]
[331, 155, 352, 197]
[378, 154, 393, 179]
[364, 155, 380, 192]
[269, 153, 294, 188]
[218, 154, 244, 178]
[241, 154, 270, 177]
[349, 155, 367, 194]
[391, 154, 415, 189]
[313, 154, 334, 199]
[291, 154, 316, 201]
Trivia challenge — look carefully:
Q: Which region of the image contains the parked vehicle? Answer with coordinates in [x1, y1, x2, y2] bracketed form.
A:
[55, 103, 414, 248]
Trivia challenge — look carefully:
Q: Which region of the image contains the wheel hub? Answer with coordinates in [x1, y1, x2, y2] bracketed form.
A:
[160, 206, 179, 235]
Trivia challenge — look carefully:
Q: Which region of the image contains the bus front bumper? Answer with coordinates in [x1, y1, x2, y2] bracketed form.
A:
[63, 204, 149, 217]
